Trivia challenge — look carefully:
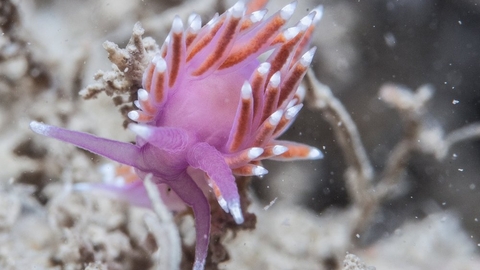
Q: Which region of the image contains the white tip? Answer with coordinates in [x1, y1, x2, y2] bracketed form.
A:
[272, 145, 288, 155]
[269, 72, 281, 88]
[217, 196, 229, 213]
[137, 89, 149, 101]
[312, 5, 324, 24]
[258, 62, 271, 75]
[127, 111, 140, 121]
[269, 110, 283, 125]
[299, 13, 314, 31]
[128, 123, 152, 139]
[229, 202, 244, 224]
[280, 1, 297, 20]
[252, 165, 269, 176]
[29, 121, 51, 136]
[241, 81, 252, 99]
[286, 98, 297, 109]
[250, 9, 267, 23]
[231, 1, 245, 18]
[286, 104, 303, 119]
[247, 147, 264, 159]
[308, 147, 324, 159]
[284, 26, 300, 40]
[187, 13, 197, 25]
[207, 13, 219, 27]
[272, 145, 288, 156]
[134, 100, 140, 108]
[189, 15, 202, 32]
[164, 34, 171, 45]
[295, 84, 306, 101]
[300, 47, 316, 67]
[172, 16, 183, 34]
[154, 57, 167, 73]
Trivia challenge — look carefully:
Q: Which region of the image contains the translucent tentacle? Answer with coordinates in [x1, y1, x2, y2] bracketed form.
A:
[166, 172, 211, 270]
[30, 121, 142, 168]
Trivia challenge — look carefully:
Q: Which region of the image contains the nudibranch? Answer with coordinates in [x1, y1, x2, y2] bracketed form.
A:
[30, 1, 323, 269]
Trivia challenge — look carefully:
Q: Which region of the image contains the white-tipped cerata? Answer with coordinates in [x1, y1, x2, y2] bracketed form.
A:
[189, 15, 202, 32]
[154, 57, 167, 73]
[171, 16, 184, 34]
[295, 84, 306, 101]
[269, 110, 283, 126]
[270, 71, 281, 88]
[187, 13, 198, 25]
[312, 5, 324, 24]
[280, 1, 297, 20]
[241, 81, 253, 99]
[300, 47, 316, 67]
[247, 147, 264, 159]
[308, 147, 324, 159]
[134, 100, 141, 108]
[258, 62, 271, 75]
[127, 111, 140, 121]
[299, 13, 315, 31]
[137, 89, 149, 101]
[252, 165, 269, 176]
[231, 1, 245, 18]
[272, 145, 288, 155]
[284, 26, 300, 41]
[285, 104, 303, 120]
[250, 10, 267, 23]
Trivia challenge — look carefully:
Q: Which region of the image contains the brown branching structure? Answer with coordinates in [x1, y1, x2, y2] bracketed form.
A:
[306, 69, 480, 249]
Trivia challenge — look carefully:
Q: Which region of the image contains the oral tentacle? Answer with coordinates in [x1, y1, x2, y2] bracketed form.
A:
[29, 121, 143, 168]
[166, 172, 211, 270]
[187, 142, 244, 224]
